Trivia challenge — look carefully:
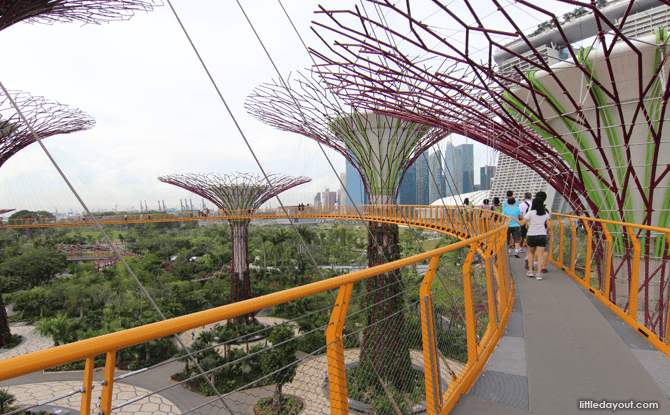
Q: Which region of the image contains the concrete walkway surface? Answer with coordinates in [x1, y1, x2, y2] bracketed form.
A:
[452, 255, 670, 415]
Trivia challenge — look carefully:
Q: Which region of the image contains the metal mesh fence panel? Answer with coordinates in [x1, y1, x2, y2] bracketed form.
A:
[331, 277, 432, 415]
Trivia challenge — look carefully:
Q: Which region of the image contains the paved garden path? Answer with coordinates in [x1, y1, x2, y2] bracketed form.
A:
[0, 325, 53, 358]
[0, 318, 466, 414]
[6, 381, 180, 415]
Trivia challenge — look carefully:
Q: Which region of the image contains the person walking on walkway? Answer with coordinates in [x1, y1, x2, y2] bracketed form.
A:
[536, 191, 550, 273]
[491, 197, 502, 213]
[518, 197, 551, 280]
[506, 190, 520, 206]
[519, 192, 532, 256]
[502, 197, 523, 257]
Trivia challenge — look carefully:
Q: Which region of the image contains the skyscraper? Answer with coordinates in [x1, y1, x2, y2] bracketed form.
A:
[480, 165, 496, 191]
[428, 150, 446, 204]
[460, 144, 474, 193]
[444, 143, 455, 197]
[443, 143, 474, 195]
[345, 159, 367, 206]
[397, 160, 417, 205]
[338, 172, 346, 205]
[416, 154, 430, 205]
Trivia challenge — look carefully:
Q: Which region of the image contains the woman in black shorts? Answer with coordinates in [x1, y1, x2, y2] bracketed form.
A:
[518, 198, 550, 280]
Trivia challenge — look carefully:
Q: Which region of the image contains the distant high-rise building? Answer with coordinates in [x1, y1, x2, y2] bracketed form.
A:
[397, 160, 417, 205]
[428, 150, 446, 204]
[338, 172, 347, 205]
[416, 154, 430, 205]
[444, 143, 455, 197]
[314, 192, 322, 207]
[322, 189, 337, 206]
[345, 159, 367, 206]
[460, 144, 474, 193]
[444, 143, 474, 195]
[480, 165, 496, 191]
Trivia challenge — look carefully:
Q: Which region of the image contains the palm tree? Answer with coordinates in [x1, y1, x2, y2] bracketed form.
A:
[0, 389, 15, 414]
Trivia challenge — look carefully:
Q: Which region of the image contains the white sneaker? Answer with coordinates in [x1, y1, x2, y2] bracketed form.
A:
[535, 274, 543, 280]
[518, 248, 524, 253]
[514, 249, 520, 258]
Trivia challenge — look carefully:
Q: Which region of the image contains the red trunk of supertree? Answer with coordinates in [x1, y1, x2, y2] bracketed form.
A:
[158, 173, 310, 326]
[0, 0, 159, 32]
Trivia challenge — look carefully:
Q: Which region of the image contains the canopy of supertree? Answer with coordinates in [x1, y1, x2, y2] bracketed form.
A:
[0, 0, 159, 32]
[157, 172, 311, 325]
[310, 0, 670, 224]
[0, 89, 94, 168]
[246, 71, 448, 204]
[157, 172, 311, 213]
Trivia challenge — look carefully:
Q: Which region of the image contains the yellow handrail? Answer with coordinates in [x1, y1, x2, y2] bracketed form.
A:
[550, 212, 670, 359]
[0, 206, 515, 415]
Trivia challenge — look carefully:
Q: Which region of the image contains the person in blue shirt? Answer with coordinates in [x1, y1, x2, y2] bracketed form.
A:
[502, 197, 523, 257]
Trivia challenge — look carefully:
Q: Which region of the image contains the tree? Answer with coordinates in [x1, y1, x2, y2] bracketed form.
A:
[9, 210, 55, 220]
[261, 324, 298, 410]
[35, 311, 84, 346]
[0, 389, 15, 414]
[0, 249, 67, 288]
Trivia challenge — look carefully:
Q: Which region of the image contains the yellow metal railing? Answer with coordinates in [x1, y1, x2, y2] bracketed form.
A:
[0, 204, 508, 231]
[548, 213, 670, 359]
[0, 205, 515, 415]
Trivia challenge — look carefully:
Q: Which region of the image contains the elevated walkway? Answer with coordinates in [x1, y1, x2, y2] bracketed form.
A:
[453, 256, 670, 415]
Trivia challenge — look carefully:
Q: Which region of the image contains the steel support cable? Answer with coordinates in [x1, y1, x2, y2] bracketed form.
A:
[162, 3, 370, 410]
[4, 390, 80, 415]
[268, 0, 474, 349]
[276, 0, 484, 318]
[0, 80, 220, 414]
[275, 4, 494, 409]
[276, 0, 467, 257]
[337, 0, 478, 238]
[237, 4, 434, 411]
[115, 301, 338, 381]
[244, 0, 440, 301]
[186, 292, 428, 415]
[112, 323, 329, 412]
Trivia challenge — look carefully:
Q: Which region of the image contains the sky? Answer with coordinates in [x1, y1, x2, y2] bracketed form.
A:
[0, 0, 573, 215]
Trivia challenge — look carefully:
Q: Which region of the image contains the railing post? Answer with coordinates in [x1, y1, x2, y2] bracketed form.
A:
[99, 350, 117, 415]
[664, 232, 670, 344]
[80, 356, 95, 414]
[558, 219, 565, 269]
[583, 219, 593, 287]
[627, 227, 641, 322]
[569, 218, 577, 274]
[602, 225, 613, 300]
[463, 243, 479, 367]
[420, 255, 442, 414]
[484, 254, 497, 331]
[326, 283, 354, 415]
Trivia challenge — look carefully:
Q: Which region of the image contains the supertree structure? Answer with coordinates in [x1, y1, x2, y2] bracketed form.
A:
[0, 0, 158, 32]
[246, 72, 446, 391]
[0, 90, 93, 344]
[309, 1, 670, 332]
[0, 209, 14, 215]
[1, 90, 94, 168]
[158, 173, 310, 325]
